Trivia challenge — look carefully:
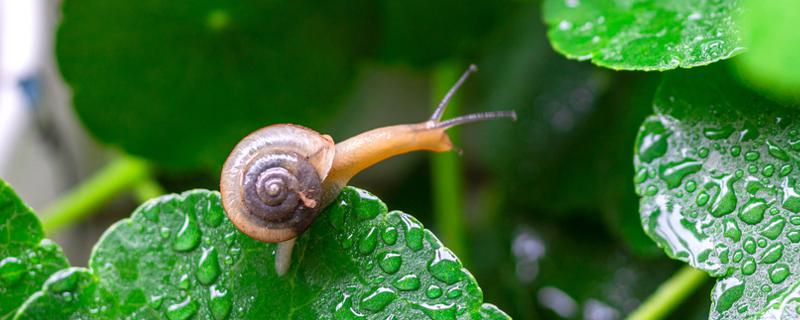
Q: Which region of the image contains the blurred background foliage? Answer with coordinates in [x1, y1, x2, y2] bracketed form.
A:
[6, 0, 731, 318]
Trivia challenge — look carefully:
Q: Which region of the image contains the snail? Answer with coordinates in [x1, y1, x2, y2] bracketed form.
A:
[220, 65, 515, 275]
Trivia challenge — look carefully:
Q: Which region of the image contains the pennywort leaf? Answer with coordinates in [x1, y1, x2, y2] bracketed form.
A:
[634, 65, 800, 319]
[543, 0, 746, 71]
[0, 179, 70, 319]
[16, 187, 508, 319]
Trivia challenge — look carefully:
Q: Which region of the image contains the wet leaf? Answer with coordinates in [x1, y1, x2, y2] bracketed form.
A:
[543, 0, 746, 70]
[735, 0, 800, 101]
[16, 187, 508, 319]
[0, 179, 70, 319]
[14, 268, 118, 319]
[56, 1, 374, 170]
[634, 65, 800, 318]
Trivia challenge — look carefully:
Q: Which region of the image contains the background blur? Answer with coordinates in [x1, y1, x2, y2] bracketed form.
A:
[0, 1, 710, 319]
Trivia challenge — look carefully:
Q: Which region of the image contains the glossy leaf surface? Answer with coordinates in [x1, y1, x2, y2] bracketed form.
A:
[16, 187, 508, 319]
[0, 179, 69, 319]
[56, 1, 372, 170]
[634, 66, 800, 318]
[543, 0, 745, 70]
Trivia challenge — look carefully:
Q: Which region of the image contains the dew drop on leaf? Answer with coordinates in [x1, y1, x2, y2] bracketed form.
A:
[427, 248, 463, 285]
[397, 214, 424, 251]
[209, 285, 232, 320]
[378, 252, 402, 274]
[713, 277, 745, 313]
[636, 118, 671, 163]
[739, 198, 767, 225]
[426, 285, 443, 299]
[768, 264, 790, 284]
[166, 296, 199, 320]
[358, 227, 379, 255]
[760, 243, 784, 264]
[196, 247, 221, 285]
[360, 287, 397, 312]
[741, 257, 756, 275]
[659, 158, 703, 189]
[759, 217, 786, 240]
[173, 212, 201, 252]
[0, 257, 26, 286]
[392, 275, 420, 291]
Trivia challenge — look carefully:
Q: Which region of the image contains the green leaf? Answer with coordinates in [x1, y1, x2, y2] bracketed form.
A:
[56, 1, 373, 170]
[17, 187, 508, 319]
[735, 0, 800, 101]
[633, 65, 800, 318]
[0, 179, 70, 319]
[14, 268, 118, 319]
[543, 0, 746, 70]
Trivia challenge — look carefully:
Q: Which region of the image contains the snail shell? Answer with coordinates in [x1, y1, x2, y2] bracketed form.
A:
[221, 124, 335, 242]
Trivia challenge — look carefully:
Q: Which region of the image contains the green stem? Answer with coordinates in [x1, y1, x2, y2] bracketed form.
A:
[132, 178, 166, 204]
[431, 62, 467, 261]
[626, 266, 710, 320]
[41, 157, 153, 235]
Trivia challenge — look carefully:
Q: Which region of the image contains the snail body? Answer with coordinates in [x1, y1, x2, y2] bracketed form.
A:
[220, 65, 515, 275]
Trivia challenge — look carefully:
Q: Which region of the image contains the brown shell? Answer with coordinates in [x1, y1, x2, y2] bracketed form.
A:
[220, 124, 335, 242]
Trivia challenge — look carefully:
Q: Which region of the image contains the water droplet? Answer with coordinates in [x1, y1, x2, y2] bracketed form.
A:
[713, 278, 744, 313]
[142, 201, 160, 222]
[196, 247, 221, 285]
[743, 237, 757, 254]
[149, 294, 164, 308]
[328, 198, 350, 230]
[780, 164, 793, 177]
[704, 125, 734, 140]
[792, 216, 800, 225]
[426, 285, 443, 299]
[769, 264, 790, 284]
[378, 252, 402, 274]
[634, 168, 649, 184]
[709, 176, 737, 217]
[412, 302, 457, 320]
[0, 257, 26, 286]
[382, 227, 398, 245]
[747, 164, 758, 174]
[398, 214, 424, 251]
[683, 181, 697, 194]
[204, 197, 224, 227]
[637, 118, 671, 163]
[730, 146, 742, 157]
[354, 189, 385, 221]
[744, 151, 760, 162]
[393, 274, 420, 291]
[760, 217, 786, 240]
[733, 250, 744, 263]
[428, 248, 463, 285]
[644, 185, 658, 196]
[358, 227, 379, 255]
[173, 212, 201, 252]
[763, 165, 775, 177]
[166, 296, 199, 320]
[209, 285, 232, 320]
[766, 140, 790, 161]
[178, 274, 191, 290]
[739, 198, 767, 225]
[760, 243, 784, 264]
[446, 288, 462, 299]
[333, 292, 365, 319]
[360, 287, 397, 312]
[788, 230, 800, 243]
[741, 257, 756, 275]
[698, 147, 710, 158]
[723, 218, 741, 241]
[48, 268, 80, 293]
[659, 159, 702, 189]
[696, 192, 710, 206]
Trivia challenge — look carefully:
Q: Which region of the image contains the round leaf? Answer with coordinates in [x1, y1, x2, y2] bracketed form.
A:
[56, 1, 372, 170]
[543, 0, 746, 70]
[634, 65, 800, 318]
[0, 179, 70, 319]
[17, 187, 509, 319]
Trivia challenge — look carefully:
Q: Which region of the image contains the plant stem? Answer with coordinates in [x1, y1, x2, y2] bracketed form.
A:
[431, 62, 467, 261]
[41, 156, 153, 235]
[132, 178, 166, 204]
[626, 265, 709, 320]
